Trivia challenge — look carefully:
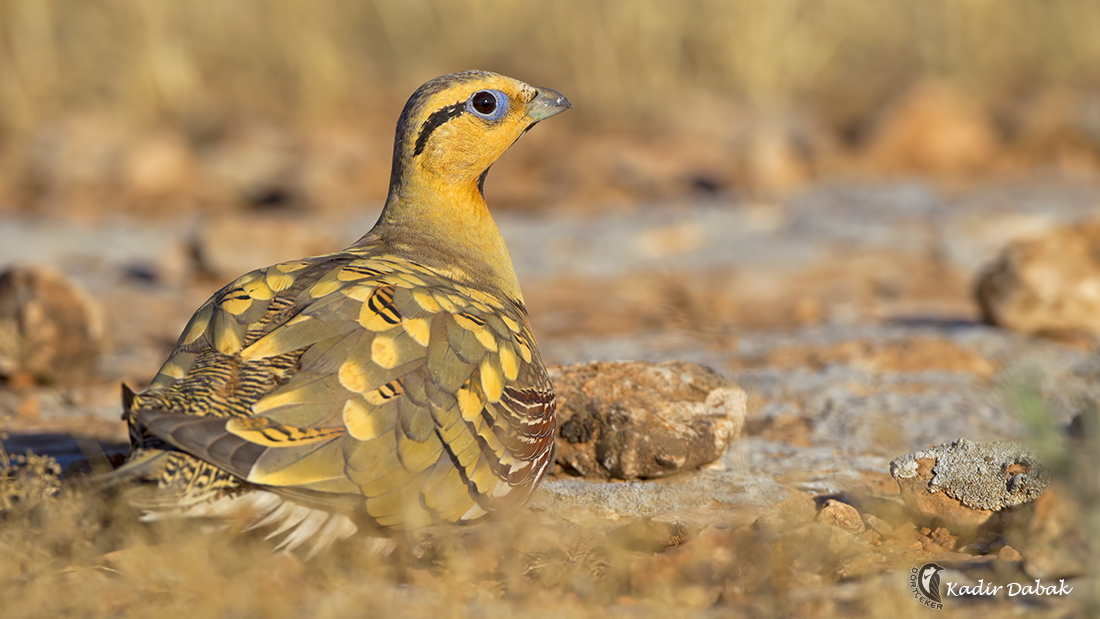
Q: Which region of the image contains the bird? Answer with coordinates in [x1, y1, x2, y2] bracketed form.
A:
[107, 71, 570, 554]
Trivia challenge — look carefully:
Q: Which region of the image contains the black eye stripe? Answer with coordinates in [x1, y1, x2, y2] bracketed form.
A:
[414, 100, 466, 156]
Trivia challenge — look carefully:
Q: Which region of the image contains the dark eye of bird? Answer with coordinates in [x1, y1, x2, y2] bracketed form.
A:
[472, 91, 497, 115]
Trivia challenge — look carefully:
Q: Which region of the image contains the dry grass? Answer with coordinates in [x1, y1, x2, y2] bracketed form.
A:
[1, 0, 1100, 134]
[0, 477, 915, 618]
[2, 0, 1100, 214]
[0, 440, 1090, 617]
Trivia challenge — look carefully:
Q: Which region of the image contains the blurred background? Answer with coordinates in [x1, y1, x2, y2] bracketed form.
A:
[2, 0, 1100, 217]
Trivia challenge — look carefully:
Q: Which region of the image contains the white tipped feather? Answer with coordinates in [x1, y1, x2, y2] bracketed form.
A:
[134, 486, 362, 557]
[305, 513, 359, 559]
[245, 499, 298, 532]
[276, 508, 330, 552]
[264, 503, 314, 540]
[460, 503, 488, 521]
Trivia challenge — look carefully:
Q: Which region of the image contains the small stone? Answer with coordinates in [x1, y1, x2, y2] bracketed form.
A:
[922, 541, 946, 553]
[550, 361, 745, 480]
[889, 439, 1049, 526]
[752, 512, 798, 535]
[886, 521, 916, 541]
[0, 266, 104, 385]
[816, 499, 865, 535]
[862, 514, 894, 537]
[998, 545, 1022, 562]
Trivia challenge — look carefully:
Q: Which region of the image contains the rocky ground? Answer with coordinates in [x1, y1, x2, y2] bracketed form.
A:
[1, 177, 1098, 616]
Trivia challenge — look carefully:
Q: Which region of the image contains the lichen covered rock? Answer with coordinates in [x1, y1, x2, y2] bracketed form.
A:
[890, 439, 1048, 526]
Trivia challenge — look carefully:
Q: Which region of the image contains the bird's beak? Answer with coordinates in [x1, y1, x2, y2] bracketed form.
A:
[526, 87, 572, 122]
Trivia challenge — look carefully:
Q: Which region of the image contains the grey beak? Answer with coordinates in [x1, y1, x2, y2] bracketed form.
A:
[527, 87, 572, 122]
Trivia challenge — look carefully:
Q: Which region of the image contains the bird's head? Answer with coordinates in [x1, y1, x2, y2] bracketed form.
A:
[388, 71, 571, 199]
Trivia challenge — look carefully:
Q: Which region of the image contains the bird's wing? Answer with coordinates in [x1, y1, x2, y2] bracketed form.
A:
[132, 253, 556, 529]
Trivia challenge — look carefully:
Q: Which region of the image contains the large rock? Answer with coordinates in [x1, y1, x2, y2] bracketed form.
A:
[976, 219, 1100, 337]
[890, 439, 1048, 527]
[0, 266, 104, 385]
[549, 360, 745, 480]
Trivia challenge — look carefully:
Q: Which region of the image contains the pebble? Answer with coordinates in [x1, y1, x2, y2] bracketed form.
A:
[815, 499, 865, 535]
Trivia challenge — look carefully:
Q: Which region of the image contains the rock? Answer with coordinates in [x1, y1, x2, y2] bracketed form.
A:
[998, 545, 1022, 562]
[0, 266, 104, 385]
[201, 123, 298, 208]
[890, 439, 1049, 527]
[752, 491, 818, 534]
[550, 361, 745, 480]
[734, 114, 826, 195]
[865, 82, 998, 176]
[192, 213, 345, 279]
[861, 514, 894, 537]
[816, 499, 865, 535]
[976, 218, 1100, 338]
[120, 132, 197, 201]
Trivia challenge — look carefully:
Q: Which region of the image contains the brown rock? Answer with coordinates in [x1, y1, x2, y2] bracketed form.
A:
[0, 266, 104, 385]
[886, 521, 917, 541]
[861, 513, 894, 537]
[550, 361, 745, 480]
[815, 499, 865, 535]
[120, 132, 196, 200]
[753, 491, 818, 534]
[865, 82, 998, 176]
[998, 545, 1022, 562]
[976, 218, 1100, 337]
[192, 213, 345, 279]
[890, 439, 1048, 527]
[735, 114, 826, 195]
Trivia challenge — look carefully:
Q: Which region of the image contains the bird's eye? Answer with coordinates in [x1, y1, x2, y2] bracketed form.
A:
[472, 91, 496, 114]
[467, 90, 508, 120]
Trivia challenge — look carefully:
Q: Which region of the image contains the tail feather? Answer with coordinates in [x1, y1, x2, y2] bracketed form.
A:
[89, 448, 172, 489]
[97, 450, 360, 556]
[106, 396, 364, 557]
